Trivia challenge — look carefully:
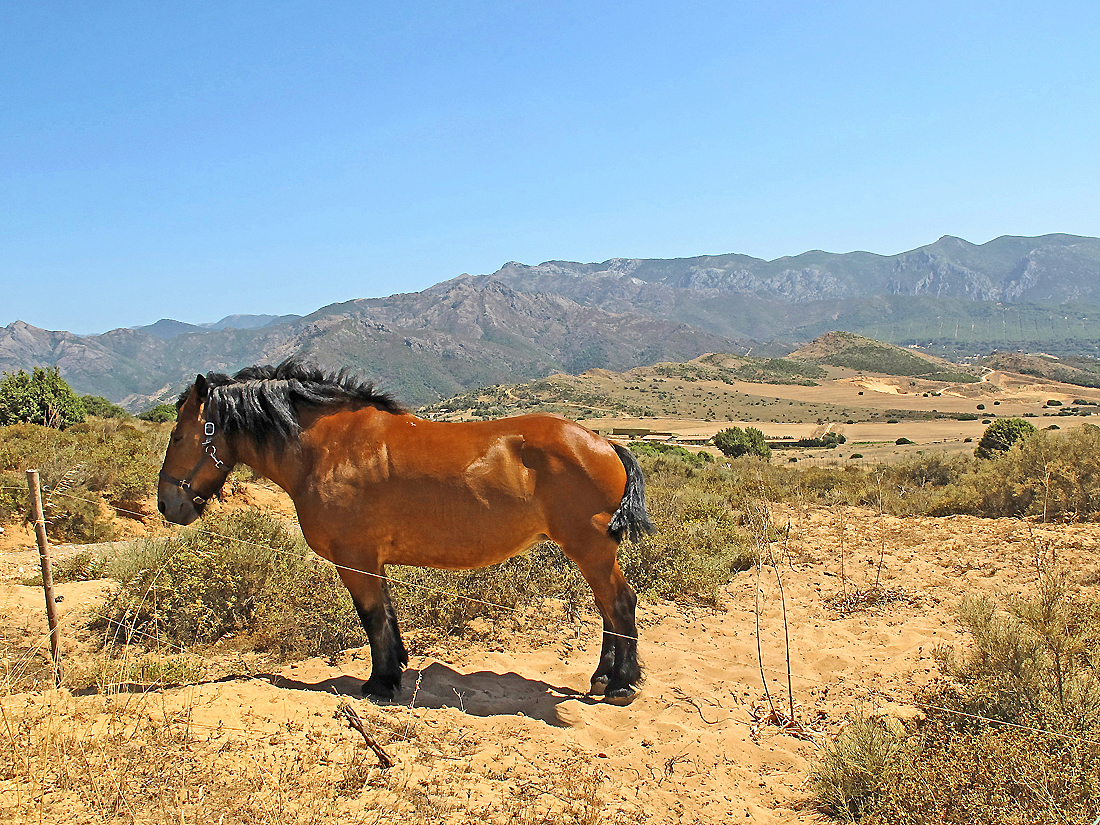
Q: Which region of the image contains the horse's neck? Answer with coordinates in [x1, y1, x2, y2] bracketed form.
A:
[232, 436, 304, 497]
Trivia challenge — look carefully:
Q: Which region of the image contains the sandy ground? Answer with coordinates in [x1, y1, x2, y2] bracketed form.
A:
[4, 497, 1099, 823]
[2, 364, 1098, 821]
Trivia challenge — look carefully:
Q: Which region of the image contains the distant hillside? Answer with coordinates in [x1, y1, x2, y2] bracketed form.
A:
[0, 281, 746, 410]
[135, 313, 302, 340]
[419, 348, 959, 425]
[492, 233, 1100, 305]
[981, 352, 1100, 389]
[486, 234, 1100, 357]
[789, 332, 979, 382]
[5, 232, 1100, 408]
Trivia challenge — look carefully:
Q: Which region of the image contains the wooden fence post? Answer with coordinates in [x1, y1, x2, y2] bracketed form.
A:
[26, 469, 62, 687]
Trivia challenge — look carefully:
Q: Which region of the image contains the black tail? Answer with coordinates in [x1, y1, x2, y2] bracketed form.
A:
[608, 442, 656, 543]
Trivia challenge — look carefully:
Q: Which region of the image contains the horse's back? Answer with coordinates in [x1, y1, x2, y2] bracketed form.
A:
[417, 413, 625, 494]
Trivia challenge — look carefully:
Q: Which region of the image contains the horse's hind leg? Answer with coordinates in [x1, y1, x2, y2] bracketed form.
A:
[566, 537, 641, 705]
[589, 616, 616, 696]
[338, 566, 407, 700]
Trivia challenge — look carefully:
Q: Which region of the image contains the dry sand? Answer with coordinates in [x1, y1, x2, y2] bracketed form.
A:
[4, 497, 1099, 823]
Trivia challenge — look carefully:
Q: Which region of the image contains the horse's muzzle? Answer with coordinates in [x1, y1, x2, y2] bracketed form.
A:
[157, 486, 203, 525]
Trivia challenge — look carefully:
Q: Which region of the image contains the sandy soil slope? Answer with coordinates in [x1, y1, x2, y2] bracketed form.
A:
[3, 501, 1098, 823]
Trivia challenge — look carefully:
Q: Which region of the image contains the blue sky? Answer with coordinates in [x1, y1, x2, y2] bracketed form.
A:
[3, 1, 1098, 333]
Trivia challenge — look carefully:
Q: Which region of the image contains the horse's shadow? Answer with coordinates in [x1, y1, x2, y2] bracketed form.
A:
[265, 662, 597, 726]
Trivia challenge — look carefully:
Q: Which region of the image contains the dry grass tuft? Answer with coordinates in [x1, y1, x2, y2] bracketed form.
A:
[824, 586, 918, 617]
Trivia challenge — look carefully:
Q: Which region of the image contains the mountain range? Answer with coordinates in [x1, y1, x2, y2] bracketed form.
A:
[3, 233, 1099, 410]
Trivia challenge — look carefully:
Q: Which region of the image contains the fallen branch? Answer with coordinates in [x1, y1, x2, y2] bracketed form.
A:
[337, 701, 394, 769]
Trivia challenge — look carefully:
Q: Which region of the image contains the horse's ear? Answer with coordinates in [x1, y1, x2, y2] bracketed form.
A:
[194, 374, 207, 399]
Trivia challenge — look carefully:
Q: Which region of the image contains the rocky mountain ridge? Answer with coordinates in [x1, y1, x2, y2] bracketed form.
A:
[491, 233, 1100, 304]
[1, 280, 748, 410]
[4, 232, 1099, 409]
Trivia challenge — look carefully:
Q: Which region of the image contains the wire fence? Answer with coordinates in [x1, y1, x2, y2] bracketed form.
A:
[4, 484, 1100, 753]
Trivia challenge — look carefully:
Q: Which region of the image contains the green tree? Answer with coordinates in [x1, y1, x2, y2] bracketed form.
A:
[975, 417, 1036, 459]
[713, 426, 771, 459]
[80, 395, 130, 419]
[0, 367, 86, 429]
[139, 403, 178, 423]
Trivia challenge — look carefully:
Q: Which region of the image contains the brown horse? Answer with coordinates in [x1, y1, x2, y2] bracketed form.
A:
[157, 360, 654, 704]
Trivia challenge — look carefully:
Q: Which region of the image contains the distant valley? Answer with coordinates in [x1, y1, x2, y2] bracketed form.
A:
[2, 232, 1099, 410]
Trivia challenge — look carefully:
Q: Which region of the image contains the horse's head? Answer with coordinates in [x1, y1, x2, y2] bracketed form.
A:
[157, 374, 235, 525]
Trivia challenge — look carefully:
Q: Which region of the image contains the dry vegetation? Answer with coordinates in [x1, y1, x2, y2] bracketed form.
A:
[3, 369, 1100, 823]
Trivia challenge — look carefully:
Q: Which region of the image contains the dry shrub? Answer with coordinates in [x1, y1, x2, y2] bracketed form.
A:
[859, 726, 1099, 825]
[0, 470, 23, 521]
[0, 694, 355, 824]
[0, 685, 606, 825]
[812, 573, 1100, 823]
[811, 718, 907, 821]
[21, 544, 111, 586]
[99, 508, 366, 659]
[42, 485, 120, 543]
[936, 424, 1100, 520]
[390, 541, 587, 632]
[0, 418, 169, 540]
[626, 456, 758, 603]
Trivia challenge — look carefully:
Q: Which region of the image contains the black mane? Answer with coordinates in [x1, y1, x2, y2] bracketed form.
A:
[182, 359, 405, 446]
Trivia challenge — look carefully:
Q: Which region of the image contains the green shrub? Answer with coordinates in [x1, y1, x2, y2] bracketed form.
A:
[811, 718, 906, 821]
[714, 426, 771, 459]
[0, 367, 86, 429]
[80, 395, 129, 419]
[975, 417, 1037, 459]
[139, 404, 178, 423]
[627, 441, 713, 467]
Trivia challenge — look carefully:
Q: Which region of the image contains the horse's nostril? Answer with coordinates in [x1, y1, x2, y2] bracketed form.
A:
[157, 500, 165, 514]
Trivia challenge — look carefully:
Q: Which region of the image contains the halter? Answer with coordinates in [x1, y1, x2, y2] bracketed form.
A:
[158, 419, 230, 507]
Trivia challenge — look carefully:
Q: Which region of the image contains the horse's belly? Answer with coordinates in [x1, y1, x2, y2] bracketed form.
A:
[382, 531, 545, 570]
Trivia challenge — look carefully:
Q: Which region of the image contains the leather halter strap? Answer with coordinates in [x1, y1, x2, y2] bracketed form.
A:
[158, 467, 215, 507]
[159, 420, 229, 507]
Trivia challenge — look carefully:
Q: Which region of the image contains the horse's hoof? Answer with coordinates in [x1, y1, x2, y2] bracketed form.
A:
[603, 686, 637, 706]
[589, 676, 609, 697]
[361, 678, 398, 702]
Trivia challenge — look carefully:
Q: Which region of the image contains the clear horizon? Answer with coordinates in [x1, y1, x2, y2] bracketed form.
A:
[4, 2, 1098, 333]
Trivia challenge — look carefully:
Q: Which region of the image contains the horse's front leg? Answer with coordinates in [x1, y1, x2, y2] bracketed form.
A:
[337, 564, 408, 700]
